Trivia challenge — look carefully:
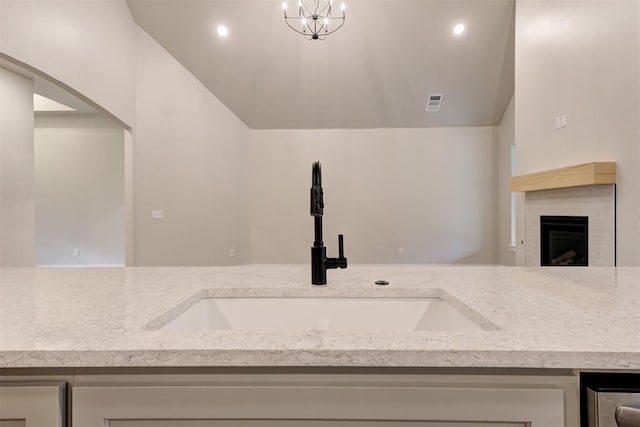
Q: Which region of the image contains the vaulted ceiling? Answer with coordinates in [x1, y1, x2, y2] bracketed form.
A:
[127, 0, 514, 129]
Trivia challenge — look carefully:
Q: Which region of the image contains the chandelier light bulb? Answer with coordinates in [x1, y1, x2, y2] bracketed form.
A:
[341, 2, 346, 11]
[453, 23, 465, 35]
[282, 1, 287, 10]
[302, 17, 307, 25]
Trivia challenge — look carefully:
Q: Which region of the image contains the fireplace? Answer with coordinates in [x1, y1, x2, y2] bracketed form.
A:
[540, 216, 588, 266]
[524, 186, 614, 266]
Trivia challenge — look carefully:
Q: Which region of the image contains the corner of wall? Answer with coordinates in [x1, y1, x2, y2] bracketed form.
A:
[0, 67, 35, 266]
[498, 94, 516, 266]
[133, 25, 252, 266]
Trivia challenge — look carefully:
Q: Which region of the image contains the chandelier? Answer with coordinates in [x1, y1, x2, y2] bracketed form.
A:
[282, 0, 346, 40]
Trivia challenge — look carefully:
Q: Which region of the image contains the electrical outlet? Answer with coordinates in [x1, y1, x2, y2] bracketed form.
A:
[555, 116, 562, 129]
[398, 248, 404, 256]
[229, 249, 235, 257]
[73, 248, 80, 256]
[151, 210, 164, 219]
[560, 114, 567, 127]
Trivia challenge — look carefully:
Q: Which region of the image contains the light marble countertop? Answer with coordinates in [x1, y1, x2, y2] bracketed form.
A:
[0, 265, 639, 369]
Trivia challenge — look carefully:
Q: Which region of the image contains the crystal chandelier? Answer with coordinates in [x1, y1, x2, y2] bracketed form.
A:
[282, 0, 346, 40]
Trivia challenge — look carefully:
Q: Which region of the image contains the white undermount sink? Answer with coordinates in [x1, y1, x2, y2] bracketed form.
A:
[159, 297, 485, 332]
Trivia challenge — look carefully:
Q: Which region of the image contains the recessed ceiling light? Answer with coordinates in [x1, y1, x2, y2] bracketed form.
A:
[217, 25, 229, 37]
[453, 23, 465, 35]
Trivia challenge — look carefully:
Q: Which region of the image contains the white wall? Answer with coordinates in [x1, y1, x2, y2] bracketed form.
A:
[1, 0, 509, 267]
[133, 28, 251, 266]
[0, 1, 252, 267]
[250, 128, 499, 264]
[0, 0, 136, 127]
[498, 96, 515, 266]
[0, 67, 35, 266]
[515, 0, 640, 266]
[34, 114, 124, 266]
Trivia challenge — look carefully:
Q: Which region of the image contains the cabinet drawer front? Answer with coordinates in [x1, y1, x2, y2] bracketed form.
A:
[74, 385, 562, 427]
[0, 382, 66, 427]
[110, 422, 524, 427]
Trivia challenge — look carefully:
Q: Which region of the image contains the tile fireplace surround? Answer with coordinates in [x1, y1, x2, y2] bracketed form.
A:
[511, 162, 617, 267]
[525, 185, 615, 266]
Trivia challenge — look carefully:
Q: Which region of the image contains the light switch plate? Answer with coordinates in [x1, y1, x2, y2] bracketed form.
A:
[151, 210, 164, 219]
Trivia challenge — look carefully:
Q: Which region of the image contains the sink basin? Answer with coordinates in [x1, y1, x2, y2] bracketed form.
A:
[159, 297, 484, 332]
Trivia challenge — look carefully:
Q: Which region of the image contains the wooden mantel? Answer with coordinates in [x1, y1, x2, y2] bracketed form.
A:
[511, 162, 616, 192]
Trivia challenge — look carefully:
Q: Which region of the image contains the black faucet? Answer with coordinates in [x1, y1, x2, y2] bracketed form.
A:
[310, 161, 347, 285]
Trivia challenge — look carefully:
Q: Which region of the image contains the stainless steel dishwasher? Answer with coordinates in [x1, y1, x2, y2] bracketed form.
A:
[582, 373, 640, 427]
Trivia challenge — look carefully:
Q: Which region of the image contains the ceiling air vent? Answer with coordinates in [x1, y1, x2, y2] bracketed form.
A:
[425, 93, 443, 112]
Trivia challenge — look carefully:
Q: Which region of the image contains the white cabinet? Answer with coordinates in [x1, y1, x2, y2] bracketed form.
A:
[0, 382, 66, 427]
[109, 422, 523, 427]
[73, 373, 574, 427]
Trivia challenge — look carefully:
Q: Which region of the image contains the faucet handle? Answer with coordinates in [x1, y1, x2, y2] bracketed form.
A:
[337, 235, 347, 268]
[324, 235, 348, 270]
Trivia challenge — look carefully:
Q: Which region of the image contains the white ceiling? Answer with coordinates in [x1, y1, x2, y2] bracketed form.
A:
[127, 0, 514, 129]
[33, 94, 77, 112]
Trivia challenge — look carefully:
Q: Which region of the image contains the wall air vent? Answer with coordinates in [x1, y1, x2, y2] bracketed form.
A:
[425, 93, 443, 112]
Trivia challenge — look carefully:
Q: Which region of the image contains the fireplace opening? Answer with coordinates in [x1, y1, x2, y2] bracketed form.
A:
[540, 216, 588, 266]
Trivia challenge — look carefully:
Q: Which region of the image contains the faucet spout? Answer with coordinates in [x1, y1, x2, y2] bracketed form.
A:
[310, 161, 347, 285]
[312, 161, 322, 187]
